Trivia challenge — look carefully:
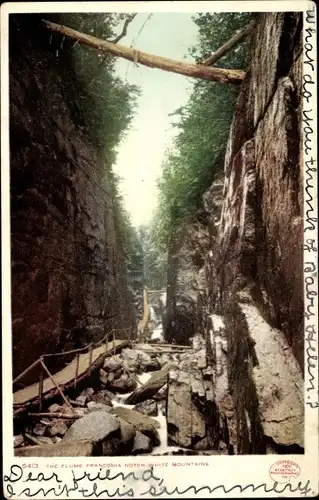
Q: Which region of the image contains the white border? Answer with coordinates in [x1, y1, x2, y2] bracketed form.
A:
[1, 2, 318, 498]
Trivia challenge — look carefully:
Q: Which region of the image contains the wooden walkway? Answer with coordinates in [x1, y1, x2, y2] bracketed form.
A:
[13, 329, 132, 415]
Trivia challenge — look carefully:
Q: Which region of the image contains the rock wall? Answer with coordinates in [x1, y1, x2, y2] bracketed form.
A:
[164, 217, 210, 345]
[217, 12, 304, 368]
[10, 18, 135, 380]
[165, 12, 304, 453]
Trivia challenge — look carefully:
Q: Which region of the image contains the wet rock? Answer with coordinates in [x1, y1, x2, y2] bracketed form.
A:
[197, 357, 207, 370]
[132, 432, 153, 454]
[90, 392, 113, 406]
[75, 395, 87, 407]
[73, 407, 88, 418]
[87, 402, 114, 413]
[114, 406, 160, 446]
[134, 400, 158, 417]
[33, 423, 46, 436]
[40, 417, 51, 426]
[14, 435, 24, 448]
[121, 349, 141, 372]
[153, 384, 168, 401]
[15, 440, 93, 457]
[113, 368, 123, 380]
[49, 420, 69, 437]
[103, 356, 122, 373]
[125, 363, 176, 405]
[99, 368, 109, 386]
[81, 387, 95, 398]
[190, 374, 206, 398]
[48, 403, 62, 413]
[167, 371, 206, 448]
[141, 359, 161, 372]
[108, 373, 137, 393]
[63, 410, 120, 444]
[119, 418, 136, 445]
[202, 366, 214, 379]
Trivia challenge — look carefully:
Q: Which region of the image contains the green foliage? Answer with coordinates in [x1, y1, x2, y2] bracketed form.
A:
[138, 225, 167, 290]
[153, 12, 253, 248]
[55, 13, 140, 160]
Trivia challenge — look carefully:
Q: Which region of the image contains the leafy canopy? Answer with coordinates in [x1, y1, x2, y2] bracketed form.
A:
[152, 12, 252, 250]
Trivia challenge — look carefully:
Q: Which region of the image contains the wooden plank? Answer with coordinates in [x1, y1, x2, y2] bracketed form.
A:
[13, 339, 128, 407]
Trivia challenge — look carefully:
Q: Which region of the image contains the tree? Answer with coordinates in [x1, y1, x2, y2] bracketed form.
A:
[152, 12, 253, 248]
[43, 19, 246, 85]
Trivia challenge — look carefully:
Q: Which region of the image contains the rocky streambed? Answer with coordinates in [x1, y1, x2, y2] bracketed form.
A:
[14, 343, 224, 457]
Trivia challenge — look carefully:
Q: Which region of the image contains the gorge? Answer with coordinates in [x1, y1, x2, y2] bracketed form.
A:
[9, 11, 304, 457]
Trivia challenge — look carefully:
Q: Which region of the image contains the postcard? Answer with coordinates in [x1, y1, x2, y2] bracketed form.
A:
[1, 1, 318, 498]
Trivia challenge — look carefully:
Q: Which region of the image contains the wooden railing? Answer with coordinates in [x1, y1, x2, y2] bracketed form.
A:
[13, 327, 134, 413]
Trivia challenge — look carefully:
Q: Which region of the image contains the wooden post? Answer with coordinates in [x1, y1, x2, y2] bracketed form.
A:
[38, 368, 44, 412]
[88, 345, 93, 376]
[40, 358, 75, 414]
[105, 335, 108, 355]
[74, 353, 80, 389]
[113, 331, 116, 354]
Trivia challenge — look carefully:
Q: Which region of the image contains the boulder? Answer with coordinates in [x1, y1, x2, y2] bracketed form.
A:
[113, 368, 124, 380]
[114, 406, 160, 446]
[14, 435, 24, 448]
[134, 400, 158, 416]
[108, 373, 136, 393]
[167, 370, 206, 448]
[118, 418, 136, 445]
[87, 402, 114, 413]
[15, 440, 93, 457]
[99, 368, 109, 386]
[49, 420, 69, 437]
[75, 395, 87, 407]
[103, 356, 123, 373]
[48, 403, 62, 413]
[81, 387, 95, 398]
[132, 432, 153, 454]
[141, 359, 161, 372]
[33, 423, 46, 436]
[124, 363, 177, 405]
[90, 391, 113, 406]
[73, 407, 88, 418]
[153, 384, 168, 401]
[63, 410, 120, 444]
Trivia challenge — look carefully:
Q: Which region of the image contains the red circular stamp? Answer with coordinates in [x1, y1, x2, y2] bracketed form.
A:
[269, 460, 300, 483]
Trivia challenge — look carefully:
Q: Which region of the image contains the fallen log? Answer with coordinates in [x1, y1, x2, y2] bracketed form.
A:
[200, 20, 255, 66]
[125, 362, 177, 405]
[42, 20, 245, 85]
[27, 412, 80, 419]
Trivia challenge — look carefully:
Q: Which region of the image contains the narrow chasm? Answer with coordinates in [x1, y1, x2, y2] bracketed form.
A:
[9, 11, 304, 458]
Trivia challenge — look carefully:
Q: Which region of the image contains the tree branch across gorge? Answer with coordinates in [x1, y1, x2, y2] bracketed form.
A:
[42, 19, 245, 84]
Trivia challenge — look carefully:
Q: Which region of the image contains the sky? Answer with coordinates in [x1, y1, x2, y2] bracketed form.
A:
[113, 13, 199, 227]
